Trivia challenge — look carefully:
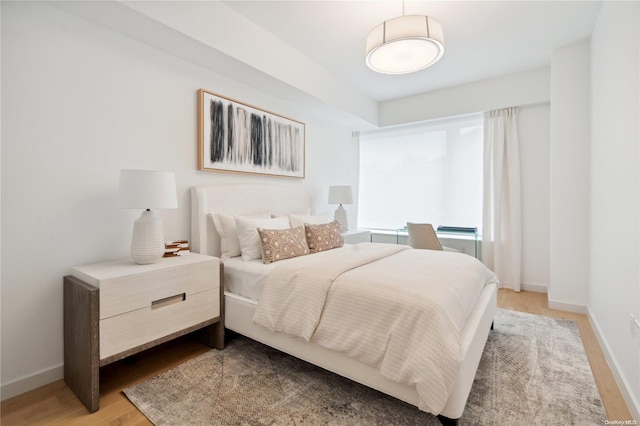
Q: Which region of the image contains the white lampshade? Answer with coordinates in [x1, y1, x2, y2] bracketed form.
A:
[328, 185, 353, 205]
[119, 170, 178, 264]
[119, 170, 178, 209]
[328, 185, 353, 232]
[365, 15, 444, 75]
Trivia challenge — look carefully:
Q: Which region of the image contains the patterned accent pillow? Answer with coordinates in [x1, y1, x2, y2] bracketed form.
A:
[258, 225, 309, 264]
[236, 216, 290, 261]
[305, 221, 344, 253]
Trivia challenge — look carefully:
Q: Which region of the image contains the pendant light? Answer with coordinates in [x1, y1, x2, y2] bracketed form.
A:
[365, 1, 445, 75]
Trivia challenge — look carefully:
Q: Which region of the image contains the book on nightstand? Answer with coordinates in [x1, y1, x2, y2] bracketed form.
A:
[164, 240, 190, 257]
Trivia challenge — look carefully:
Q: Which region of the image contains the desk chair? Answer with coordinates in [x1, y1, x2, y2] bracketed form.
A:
[406, 222, 460, 252]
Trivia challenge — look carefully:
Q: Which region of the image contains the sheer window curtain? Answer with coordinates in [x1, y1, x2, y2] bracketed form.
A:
[482, 107, 522, 291]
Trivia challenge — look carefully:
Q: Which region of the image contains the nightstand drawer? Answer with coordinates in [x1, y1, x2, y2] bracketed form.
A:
[72, 256, 219, 319]
[100, 288, 219, 360]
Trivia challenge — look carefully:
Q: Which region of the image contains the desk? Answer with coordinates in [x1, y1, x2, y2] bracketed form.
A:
[397, 227, 479, 258]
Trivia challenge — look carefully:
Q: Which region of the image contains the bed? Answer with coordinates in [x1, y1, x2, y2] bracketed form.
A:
[190, 183, 498, 425]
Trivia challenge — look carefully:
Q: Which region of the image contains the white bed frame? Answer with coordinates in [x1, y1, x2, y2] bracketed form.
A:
[190, 183, 497, 425]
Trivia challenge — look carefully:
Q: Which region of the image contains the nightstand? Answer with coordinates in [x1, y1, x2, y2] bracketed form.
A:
[342, 229, 371, 244]
[63, 253, 223, 412]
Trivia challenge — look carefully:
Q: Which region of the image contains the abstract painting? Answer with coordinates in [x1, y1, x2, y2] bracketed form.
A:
[198, 89, 305, 178]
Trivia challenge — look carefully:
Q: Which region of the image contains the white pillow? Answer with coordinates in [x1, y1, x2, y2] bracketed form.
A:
[272, 208, 311, 219]
[289, 212, 331, 228]
[235, 216, 291, 261]
[211, 210, 271, 260]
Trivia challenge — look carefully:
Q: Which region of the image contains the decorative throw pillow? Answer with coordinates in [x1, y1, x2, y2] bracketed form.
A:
[305, 221, 344, 253]
[289, 212, 331, 228]
[258, 225, 309, 264]
[236, 216, 291, 261]
[211, 211, 271, 260]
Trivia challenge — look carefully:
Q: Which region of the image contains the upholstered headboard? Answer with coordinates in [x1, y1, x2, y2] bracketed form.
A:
[190, 184, 313, 257]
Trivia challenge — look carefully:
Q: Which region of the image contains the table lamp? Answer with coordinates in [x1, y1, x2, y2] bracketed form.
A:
[328, 185, 353, 232]
[119, 170, 178, 264]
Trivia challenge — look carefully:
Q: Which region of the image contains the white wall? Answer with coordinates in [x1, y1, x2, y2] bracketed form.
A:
[589, 1, 640, 418]
[548, 41, 591, 312]
[120, 1, 378, 128]
[0, 2, 357, 398]
[378, 72, 552, 292]
[518, 103, 551, 293]
[378, 67, 550, 127]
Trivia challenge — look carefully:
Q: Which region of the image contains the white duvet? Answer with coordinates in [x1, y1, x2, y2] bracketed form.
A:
[252, 243, 499, 414]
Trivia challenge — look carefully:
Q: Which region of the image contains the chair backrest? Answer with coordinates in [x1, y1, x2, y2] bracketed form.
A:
[406, 222, 443, 250]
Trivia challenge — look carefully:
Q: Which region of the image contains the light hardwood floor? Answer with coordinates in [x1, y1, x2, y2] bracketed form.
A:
[1, 289, 634, 425]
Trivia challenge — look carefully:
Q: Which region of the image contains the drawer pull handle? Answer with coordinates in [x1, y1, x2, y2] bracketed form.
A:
[151, 293, 186, 309]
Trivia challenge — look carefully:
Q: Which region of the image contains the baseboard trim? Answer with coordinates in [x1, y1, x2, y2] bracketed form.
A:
[1, 364, 63, 401]
[521, 283, 547, 293]
[587, 308, 640, 421]
[548, 299, 588, 314]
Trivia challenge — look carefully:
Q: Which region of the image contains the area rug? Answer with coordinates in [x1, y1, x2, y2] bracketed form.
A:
[123, 309, 606, 425]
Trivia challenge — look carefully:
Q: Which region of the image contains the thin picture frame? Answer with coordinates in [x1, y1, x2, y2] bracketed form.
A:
[197, 89, 306, 179]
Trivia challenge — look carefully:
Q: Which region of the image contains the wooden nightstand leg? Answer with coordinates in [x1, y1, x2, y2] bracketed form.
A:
[196, 264, 225, 349]
[212, 321, 225, 350]
[197, 321, 225, 349]
[64, 276, 100, 412]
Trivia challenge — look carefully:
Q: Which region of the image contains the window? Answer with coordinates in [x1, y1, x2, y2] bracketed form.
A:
[358, 114, 483, 231]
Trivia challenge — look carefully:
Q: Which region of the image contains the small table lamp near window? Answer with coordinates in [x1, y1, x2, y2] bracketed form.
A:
[328, 185, 353, 232]
[119, 170, 178, 264]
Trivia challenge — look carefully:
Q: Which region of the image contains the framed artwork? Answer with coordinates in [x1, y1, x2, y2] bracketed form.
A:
[198, 89, 305, 178]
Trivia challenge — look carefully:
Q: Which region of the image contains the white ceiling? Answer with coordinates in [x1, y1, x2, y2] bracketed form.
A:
[224, 1, 602, 102]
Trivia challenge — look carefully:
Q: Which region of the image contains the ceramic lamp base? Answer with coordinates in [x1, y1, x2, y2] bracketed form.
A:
[334, 204, 348, 232]
[131, 210, 165, 264]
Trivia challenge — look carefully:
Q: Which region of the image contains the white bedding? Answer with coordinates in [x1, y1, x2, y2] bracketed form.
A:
[223, 242, 362, 301]
[222, 257, 274, 300]
[253, 243, 499, 415]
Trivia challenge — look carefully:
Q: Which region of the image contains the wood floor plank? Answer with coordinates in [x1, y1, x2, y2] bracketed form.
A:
[1, 290, 633, 424]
